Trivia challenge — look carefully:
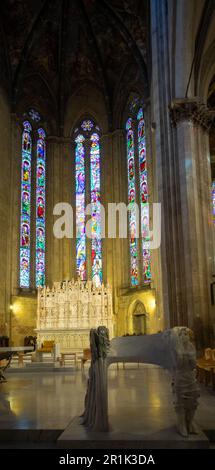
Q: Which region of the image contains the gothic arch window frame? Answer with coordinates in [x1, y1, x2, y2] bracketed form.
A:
[19, 108, 47, 289]
[125, 96, 151, 287]
[73, 117, 103, 286]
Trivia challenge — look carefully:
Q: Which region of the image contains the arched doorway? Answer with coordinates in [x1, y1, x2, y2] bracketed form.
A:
[132, 301, 147, 335]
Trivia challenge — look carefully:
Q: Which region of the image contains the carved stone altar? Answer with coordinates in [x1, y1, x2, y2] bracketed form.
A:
[36, 280, 113, 352]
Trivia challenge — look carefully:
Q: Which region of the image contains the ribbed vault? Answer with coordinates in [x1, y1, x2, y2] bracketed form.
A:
[0, 0, 149, 131]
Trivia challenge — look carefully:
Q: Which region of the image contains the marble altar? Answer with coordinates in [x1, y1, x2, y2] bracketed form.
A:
[36, 280, 113, 352]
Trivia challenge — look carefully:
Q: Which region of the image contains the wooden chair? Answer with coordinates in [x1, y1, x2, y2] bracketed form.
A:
[81, 348, 91, 370]
[60, 351, 77, 367]
[36, 340, 55, 361]
[204, 348, 212, 360]
[196, 347, 215, 388]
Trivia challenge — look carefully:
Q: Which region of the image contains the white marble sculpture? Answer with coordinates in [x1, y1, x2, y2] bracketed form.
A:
[165, 326, 200, 437]
[81, 326, 200, 437]
[36, 280, 113, 352]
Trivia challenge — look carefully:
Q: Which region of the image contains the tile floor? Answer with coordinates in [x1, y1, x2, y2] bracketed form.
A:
[0, 365, 214, 433]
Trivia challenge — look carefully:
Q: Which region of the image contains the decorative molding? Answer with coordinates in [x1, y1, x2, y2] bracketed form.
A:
[17, 287, 37, 297]
[169, 98, 215, 131]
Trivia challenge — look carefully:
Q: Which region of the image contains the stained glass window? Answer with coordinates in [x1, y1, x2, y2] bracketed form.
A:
[90, 133, 102, 286]
[126, 107, 151, 286]
[36, 128, 46, 287]
[74, 121, 102, 285]
[126, 117, 139, 286]
[81, 120, 94, 132]
[137, 108, 151, 283]
[20, 116, 46, 289]
[75, 134, 86, 280]
[29, 109, 41, 122]
[212, 180, 215, 223]
[20, 121, 32, 287]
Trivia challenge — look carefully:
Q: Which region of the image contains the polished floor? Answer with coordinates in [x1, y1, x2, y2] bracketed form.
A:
[0, 365, 214, 434]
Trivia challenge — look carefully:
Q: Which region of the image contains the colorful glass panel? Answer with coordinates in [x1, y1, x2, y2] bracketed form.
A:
[212, 181, 215, 223]
[29, 109, 41, 122]
[36, 128, 46, 287]
[75, 134, 86, 280]
[81, 120, 94, 132]
[20, 121, 32, 287]
[126, 117, 138, 286]
[90, 133, 102, 287]
[137, 108, 151, 283]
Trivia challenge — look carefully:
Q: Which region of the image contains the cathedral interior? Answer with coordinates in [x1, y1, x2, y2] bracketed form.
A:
[0, 0, 215, 450]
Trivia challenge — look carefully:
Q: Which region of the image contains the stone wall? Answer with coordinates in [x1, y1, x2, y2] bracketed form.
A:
[0, 88, 11, 336]
[10, 295, 37, 346]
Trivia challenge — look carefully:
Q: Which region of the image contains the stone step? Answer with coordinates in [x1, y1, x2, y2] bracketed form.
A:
[26, 362, 55, 368]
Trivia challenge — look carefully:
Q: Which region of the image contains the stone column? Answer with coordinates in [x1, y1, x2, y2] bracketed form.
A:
[46, 137, 63, 284]
[100, 133, 110, 287]
[10, 115, 21, 296]
[151, 0, 183, 329]
[101, 131, 124, 328]
[150, 0, 215, 344]
[112, 129, 129, 287]
[110, 130, 130, 334]
[170, 99, 215, 342]
[61, 138, 74, 280]
[0, 104, 13, 336]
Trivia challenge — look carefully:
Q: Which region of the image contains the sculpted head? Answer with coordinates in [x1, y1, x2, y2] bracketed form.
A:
[172, 326, 194, 347]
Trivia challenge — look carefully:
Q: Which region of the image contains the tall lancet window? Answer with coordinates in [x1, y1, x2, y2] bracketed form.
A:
[126, 105, 151, 286]
[75, 134, 86, 280]
[74, 119, 102, 286]
[137, 108, 151, 284]
[212, 181, 215, 223]
[90, 132, 102, 285]
[19, 111, 46, 288]
[36, 128, 46, 287]
[20, 121, 32, 288]
[126, 117, 139, 286]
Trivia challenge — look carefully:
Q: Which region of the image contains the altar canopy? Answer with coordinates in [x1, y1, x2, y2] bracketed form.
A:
[36, 280, 113, 352]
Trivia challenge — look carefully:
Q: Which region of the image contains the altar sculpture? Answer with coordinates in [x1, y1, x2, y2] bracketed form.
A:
[81, 326, 200, 437]
[36, 280, 113, 353]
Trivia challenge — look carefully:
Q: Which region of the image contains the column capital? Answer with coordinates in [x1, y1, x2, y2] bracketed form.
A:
[169, 98, 215, 131]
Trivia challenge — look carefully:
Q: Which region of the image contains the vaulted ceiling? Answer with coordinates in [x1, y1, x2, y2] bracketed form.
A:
[0, 0, 149, 130]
